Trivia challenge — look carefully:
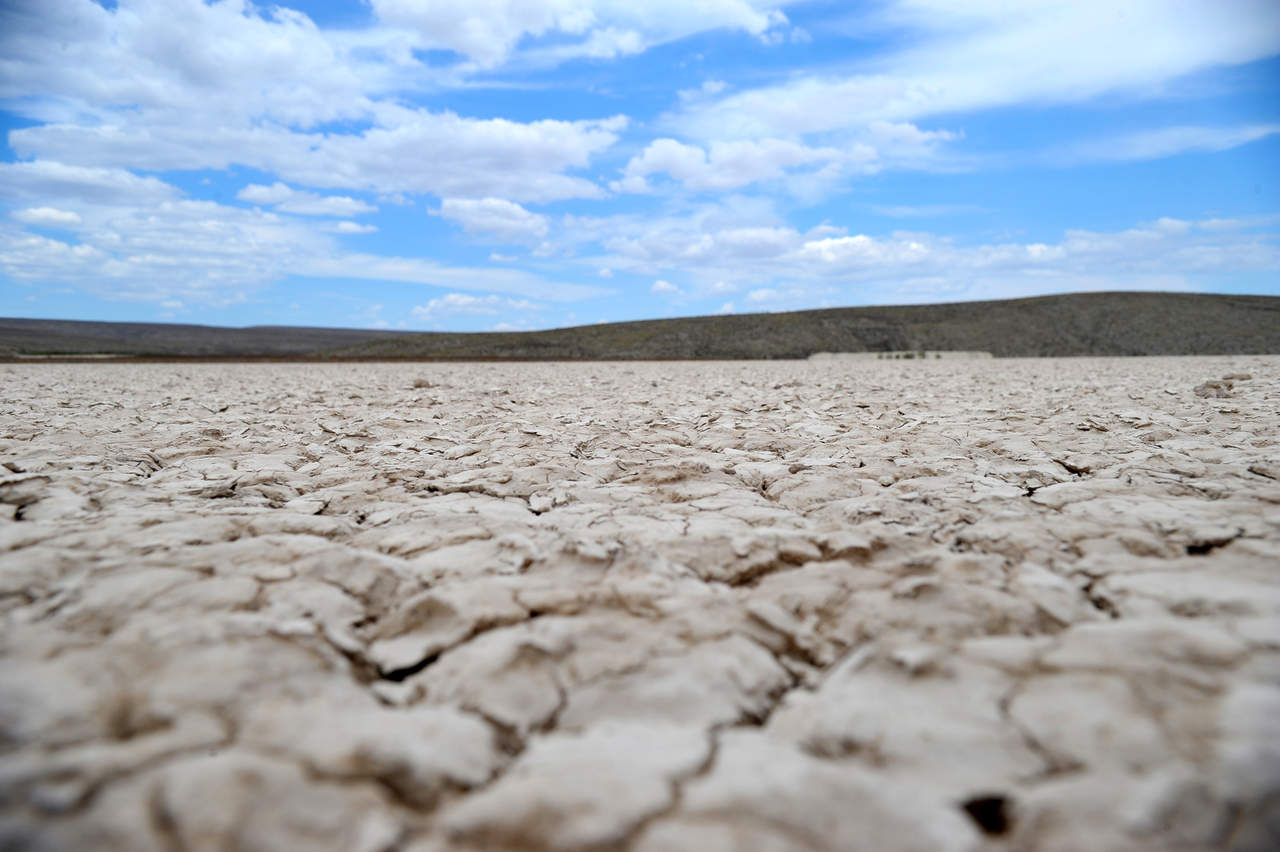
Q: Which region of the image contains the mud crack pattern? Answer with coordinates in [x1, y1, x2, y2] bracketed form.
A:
[2, 357, 1278, 850]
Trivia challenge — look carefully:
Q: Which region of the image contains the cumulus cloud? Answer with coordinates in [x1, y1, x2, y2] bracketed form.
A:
[650, 279, 679, 294]
[12, 207, 82, 227]
[238, 183, 377, 217]
[0, 160, 180, 205]
[410, 292, 542, 319]
[326, 221, 379, 234]
[0, 229, 106, 284]
[678, 80, 728, 102]
[13, 113, 627, 204]
[369, 0, 794, 68]
[565, 203, 1280, 305]
[615, 123, 959, 194]
[0, 0, 376, 129]
[1, 1, 630, 204]
[0, 198, 320, 304]
[440, 198, 550, 242]
[615, 137, 840, 193]
[0, 188, 606, 305]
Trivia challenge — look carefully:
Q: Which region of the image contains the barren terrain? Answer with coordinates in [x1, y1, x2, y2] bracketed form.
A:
[2, 357, 1278, 851]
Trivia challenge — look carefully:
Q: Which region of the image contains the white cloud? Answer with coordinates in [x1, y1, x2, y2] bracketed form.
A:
[0, 230, 107, 284]
[798, 234, 931, 267]
[678, 80, 728, 102]
[615, 123, 959, 194]
[0, 183, 607, 305]
[1, 1, 630, 204]
[0, 160, 179, 204]
[0, 198, 330, 303]
[1051, 123, 1280, 164]
[616, 137, 840, 192]
[716, 302, 736, 313]
[0, 0, 378, 128]
[14, 113, 626, 204]
[238, 182, 377, 217]
[410, 292, 542, 319]
[12, 207, 82, 227]
[327, 221, 379, 234]
[440, 197, 550, 242]
[307, 254, 606, 301]
[235, 183, 296, 206]
[369, 0, 794, 68]
[274, 112, 626, 202]
[566, 202, 1280, 304]
[651, 279, 679, 294]
[673, 0, 1280, 140]
[1196, 214, 1280, 232]
[598, 219, 805, 271]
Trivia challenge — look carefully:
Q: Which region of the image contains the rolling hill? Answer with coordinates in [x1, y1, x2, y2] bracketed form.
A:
[3, 292, 1277, 360]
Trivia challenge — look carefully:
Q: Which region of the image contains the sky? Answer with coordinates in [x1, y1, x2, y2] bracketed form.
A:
[1, 0, 1278, 332]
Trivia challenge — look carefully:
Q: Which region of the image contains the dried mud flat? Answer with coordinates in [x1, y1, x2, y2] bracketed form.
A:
[2, 357, 1278, 852]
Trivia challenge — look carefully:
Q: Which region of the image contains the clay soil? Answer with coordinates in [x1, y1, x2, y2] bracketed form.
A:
[2, 357, 1278, 851]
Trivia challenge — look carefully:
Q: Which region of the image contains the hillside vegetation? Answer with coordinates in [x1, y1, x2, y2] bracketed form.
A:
[0, 319, 411, 357]
[3, 292, 1276, 360]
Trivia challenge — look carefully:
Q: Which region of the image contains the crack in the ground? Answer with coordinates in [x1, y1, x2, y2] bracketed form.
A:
[1080, 576, 1121, 619]
[997, 683, 1085, 783]
[379, 652, 440, 683]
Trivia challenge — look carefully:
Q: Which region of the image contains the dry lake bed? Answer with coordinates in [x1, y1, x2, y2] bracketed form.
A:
[2, 357, 1278, 851]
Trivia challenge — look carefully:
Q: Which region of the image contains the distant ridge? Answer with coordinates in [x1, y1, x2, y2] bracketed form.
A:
[3, 292, 1277, 360]
[0, 319, 412, 358]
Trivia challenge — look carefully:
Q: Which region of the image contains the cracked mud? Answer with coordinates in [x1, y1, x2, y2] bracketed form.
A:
[2, 356, 1278, 851]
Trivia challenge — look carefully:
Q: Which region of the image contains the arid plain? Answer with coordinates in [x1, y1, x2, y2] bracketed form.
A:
[2, 356, 1278, 851]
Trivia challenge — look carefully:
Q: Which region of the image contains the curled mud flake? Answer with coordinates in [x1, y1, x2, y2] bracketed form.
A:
[1194, 380, 1235, 399]
[1247, 461, 1278, 480]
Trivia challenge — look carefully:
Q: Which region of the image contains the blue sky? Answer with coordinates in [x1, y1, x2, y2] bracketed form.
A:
[1, 0, 1277, 331]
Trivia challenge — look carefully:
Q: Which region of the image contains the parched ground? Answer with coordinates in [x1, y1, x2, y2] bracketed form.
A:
[1, 357, 1278, 851]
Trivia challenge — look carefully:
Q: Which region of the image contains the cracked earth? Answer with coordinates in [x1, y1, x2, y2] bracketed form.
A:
[1, 356, 1278, 851]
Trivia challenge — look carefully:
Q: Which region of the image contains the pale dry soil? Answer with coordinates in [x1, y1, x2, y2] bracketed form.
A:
[1, 357, 1278, 852]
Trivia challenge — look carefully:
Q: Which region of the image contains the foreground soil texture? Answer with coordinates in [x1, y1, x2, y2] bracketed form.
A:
[2, 357, 1278, 851]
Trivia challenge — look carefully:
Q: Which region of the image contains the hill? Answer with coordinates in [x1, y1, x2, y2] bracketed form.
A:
[326, 291, 1280, 359]
[0, 318, 412, 358]
[2, 292, 1277, 360]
